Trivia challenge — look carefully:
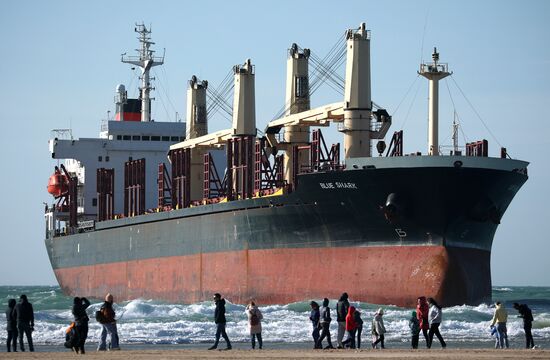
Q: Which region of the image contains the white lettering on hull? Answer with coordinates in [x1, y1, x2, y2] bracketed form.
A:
[319, 182, 358, 189]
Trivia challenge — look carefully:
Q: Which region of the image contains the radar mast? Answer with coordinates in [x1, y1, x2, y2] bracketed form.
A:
[122, 23, 165, 122]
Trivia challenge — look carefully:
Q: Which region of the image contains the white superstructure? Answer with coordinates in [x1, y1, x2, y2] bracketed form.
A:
[49, 24, 184, 220]
[49, 120, 185, 218]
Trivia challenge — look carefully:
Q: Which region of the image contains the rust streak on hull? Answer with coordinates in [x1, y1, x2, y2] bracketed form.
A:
[53, 245, 490, 307]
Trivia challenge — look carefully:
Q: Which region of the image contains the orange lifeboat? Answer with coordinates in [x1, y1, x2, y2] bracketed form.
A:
[47, 169, 69, 197]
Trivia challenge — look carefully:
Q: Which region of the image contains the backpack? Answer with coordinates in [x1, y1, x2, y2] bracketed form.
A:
[95, 309, 106, 324]
[64, 322, 79, 349]
[250, 311, 260, 326]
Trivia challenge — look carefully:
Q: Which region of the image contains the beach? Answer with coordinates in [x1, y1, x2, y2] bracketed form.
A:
[0, 348, 549, 359]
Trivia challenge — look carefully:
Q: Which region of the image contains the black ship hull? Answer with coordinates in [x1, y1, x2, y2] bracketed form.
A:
[45, 156, 528, 306]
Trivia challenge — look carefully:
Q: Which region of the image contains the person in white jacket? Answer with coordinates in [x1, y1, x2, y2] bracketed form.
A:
[245, 301, 263, 349]
[427, 297, 446, 349]
[371, 308, 386, 349]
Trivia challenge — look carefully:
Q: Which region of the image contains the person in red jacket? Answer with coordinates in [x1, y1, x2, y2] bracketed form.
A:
[416, 296, 429, 347]
[341, 306, 357, 349]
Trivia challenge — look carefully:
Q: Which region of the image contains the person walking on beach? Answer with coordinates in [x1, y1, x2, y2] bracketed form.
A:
[342, 306, 357, 349]
[208, 293, 232, 350]
[72, 297, 90, 354]
[336, 292, 349, 348]
[490, 301, 508, 349]
[309, 301, 321, 349]
[317, 298, 334, 349]
[409, 310, 420, 349]
[514, 302, 535, 349]
[371, 308, 386, 349]
[245, 301, 263, 349]
[5, 299, 17, 352]
[427, 297, 446, 349]
[14, 294, 34, 352]
[97, 293, 120, 351]
[416, 296, 429, 347]
[354, 309, 363, 348]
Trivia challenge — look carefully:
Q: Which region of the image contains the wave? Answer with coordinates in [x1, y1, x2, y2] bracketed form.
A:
[1, 286, 550, 345]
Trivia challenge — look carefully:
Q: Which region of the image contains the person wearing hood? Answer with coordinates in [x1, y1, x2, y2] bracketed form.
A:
[416, 296, 429, 347]
[371, 308, 386, 349]
[97, 293, 120, 351]
[5, 299, 17, 352]
[427, 297, 446, 349]
[408, 310, 420, 349]
[342, 306, 357, 349]
[208, 293, 232, 350]
[513, 302, 535, 349]
[309, 301, 321, 349]
[245, 301, 263, 349]
[336, 292, 349, 348]
[317, 298, 334, 349]
[14, 294, 34, 352]
[490, 301, 508, 349]
[72, 297, 90, 354]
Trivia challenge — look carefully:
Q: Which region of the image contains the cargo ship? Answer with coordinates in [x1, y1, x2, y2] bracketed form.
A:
[44, 23, 528, 307]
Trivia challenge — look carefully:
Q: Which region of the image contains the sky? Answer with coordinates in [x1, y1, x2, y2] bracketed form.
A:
[0, 0, 549, 288]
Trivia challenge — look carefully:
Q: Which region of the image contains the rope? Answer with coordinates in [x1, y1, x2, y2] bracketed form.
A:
[391, 75, 420, 116]
[450, 75, 503, 148]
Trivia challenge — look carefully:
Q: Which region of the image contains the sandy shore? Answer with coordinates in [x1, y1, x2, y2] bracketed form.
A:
[0, 348, 548, 359]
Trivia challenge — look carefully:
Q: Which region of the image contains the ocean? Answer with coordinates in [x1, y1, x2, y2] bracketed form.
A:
[1, 286, 548, 350]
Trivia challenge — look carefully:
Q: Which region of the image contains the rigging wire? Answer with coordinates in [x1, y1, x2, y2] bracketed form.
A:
[449, 75, 503, 148]
[444, 78, 469, 144]
[271, 35, 346, 121]
[158, 66, 181, 118]
[206, 68, 234, 124]
[398, 80, 422, 131]
[152, 69, 178, 121]
[391, 75, 420, 117]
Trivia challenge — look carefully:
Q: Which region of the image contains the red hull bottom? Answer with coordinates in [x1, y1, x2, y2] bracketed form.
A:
[53, 245, 491, 307]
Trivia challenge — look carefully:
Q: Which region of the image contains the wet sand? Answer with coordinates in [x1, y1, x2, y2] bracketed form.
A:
[0, 348, 548, 359]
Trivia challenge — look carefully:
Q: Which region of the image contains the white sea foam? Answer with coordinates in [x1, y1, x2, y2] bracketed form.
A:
[2, 291, 550, 346]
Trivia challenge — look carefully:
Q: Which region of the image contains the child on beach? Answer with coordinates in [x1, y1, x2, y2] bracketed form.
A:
[409, 310, 420, 349]
[490, 325, 500, 347]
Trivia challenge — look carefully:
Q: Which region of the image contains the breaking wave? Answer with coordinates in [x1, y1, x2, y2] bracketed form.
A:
[1, 286, 549, 346]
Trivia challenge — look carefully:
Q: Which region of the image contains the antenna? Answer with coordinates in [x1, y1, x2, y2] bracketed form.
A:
[452, 111, 459, 153]
[121, 23, 165, 122]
